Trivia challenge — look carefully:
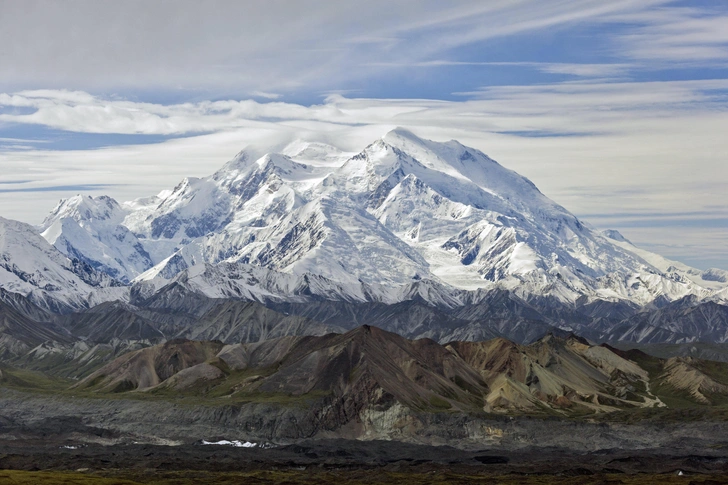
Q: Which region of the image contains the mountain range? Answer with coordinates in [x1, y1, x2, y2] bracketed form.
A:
[80, 326, 728, 415]
[1, 128, 727, 357]
[5, 325, 728, 428]
[4, 325, 728, 448]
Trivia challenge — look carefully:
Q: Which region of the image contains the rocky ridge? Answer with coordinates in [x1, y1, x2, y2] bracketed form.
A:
[76, 326, 728, 416]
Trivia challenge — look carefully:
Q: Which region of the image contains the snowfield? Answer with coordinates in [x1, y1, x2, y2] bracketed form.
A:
[1, 128, 725, 314]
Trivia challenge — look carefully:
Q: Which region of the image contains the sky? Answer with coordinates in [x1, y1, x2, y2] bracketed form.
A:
[0, 0, 727, 270]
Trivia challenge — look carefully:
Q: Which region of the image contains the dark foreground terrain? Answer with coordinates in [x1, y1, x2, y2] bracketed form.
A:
[2, 415, 728, 483]
[4, 327, 728, 483]
[1, 438, 728, 484]
[2, 406, 728, 483]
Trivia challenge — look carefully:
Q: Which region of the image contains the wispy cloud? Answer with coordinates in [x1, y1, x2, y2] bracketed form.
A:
[579, 210, 726, 220]
[610, 6, 728, 63]
[0, 0, 673, 95]
[249, 91, 282, 100]
[5, 79, 727, 137]
[366, 61, 633, 78]
[534, 63, 632, 77]
[0, 81, 726, 268]
[0, 137, 49, 144]
[0, 183, 120, 193]
[622, 226, 728, 270]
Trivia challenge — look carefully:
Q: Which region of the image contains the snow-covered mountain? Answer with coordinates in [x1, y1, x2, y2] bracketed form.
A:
[41, 195, 154, 283]
[34, 128, 727, 311]
[0, 217, 123, 313]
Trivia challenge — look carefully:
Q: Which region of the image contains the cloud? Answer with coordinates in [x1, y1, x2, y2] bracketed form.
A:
[609, 6, 728, 63]
[621, 226, 728, 270]
[0, 0, 673, 95]
[365, 61, 632, 78]
[0, 137, 48, 144]
[249, 91, 283, 100]
[534, 63, 632, 77]
[0, 183, 120, 193]
[5, 79, 727, 137]
[0, 80, 726, 268]
[580, 210, 725, 220]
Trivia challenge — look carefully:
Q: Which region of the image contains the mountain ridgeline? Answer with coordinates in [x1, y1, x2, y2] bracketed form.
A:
[0, 128, 727, 369]
[64, 326, 728, 418]
[5, 325, 728, 449]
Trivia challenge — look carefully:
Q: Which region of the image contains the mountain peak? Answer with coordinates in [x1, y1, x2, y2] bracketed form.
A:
[382, 126, 423, 143]
[217, 149, 254, 174]
[18, 128, 728, 316]
[41, 194, 123, 230]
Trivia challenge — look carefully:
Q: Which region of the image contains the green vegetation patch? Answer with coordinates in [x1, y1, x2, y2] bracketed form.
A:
[0, 470, 140, 484]
[694, 359, 728, 387]
[0, 364, 71, 393]
[428, 394, 452, 410]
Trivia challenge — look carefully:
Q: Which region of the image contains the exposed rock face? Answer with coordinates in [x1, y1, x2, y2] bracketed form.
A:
[657, 356, 728, 404]
[448, 334, 652, 413]
[0, 301, 72, 359]
[602, 297, 728, 344]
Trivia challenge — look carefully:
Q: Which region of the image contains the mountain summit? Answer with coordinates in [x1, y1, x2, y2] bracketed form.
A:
[0, 129, 726, 349]
[35, 129, 726, 311]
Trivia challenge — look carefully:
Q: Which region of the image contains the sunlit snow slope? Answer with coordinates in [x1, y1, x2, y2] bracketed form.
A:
[37, 129, 728, 307]
[0, 217, 123, 312]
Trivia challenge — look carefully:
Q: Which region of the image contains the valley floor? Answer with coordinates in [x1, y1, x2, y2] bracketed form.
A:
[2, 469, 728, 485]
[3, 387, 728, 484]
[0, 440, 727, 484]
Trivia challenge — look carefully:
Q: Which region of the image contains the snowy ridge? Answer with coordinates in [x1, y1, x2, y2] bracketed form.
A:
[0, 216, 124, 313]
[133, 260, 468, 310]
[41, 195, 154, 283]
[10, 128, 728, 313]
[603, 230, 728, 293]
